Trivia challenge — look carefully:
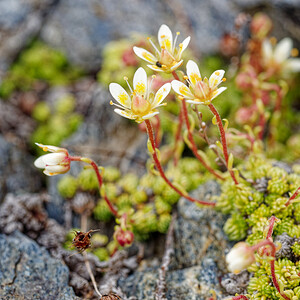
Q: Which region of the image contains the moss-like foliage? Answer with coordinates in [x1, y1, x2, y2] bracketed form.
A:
[0, 41, 82, 99]
[217, 153, 300, 299]
[31, 95, 83, 151]
[58, 156, 209, 245]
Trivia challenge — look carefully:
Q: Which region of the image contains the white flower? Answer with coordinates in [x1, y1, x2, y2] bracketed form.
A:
[109, 67, 171, 123]
[171, 60, 227, 105]
[133, 24, 190, 73]
[34, 143, 70, 176]
[262, 37, 300, 75]
[226, 242, 255, 274]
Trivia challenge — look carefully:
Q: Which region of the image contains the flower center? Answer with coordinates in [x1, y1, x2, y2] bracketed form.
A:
[131, 94, 151, 115]
[194, 81, 212, 101]
[160, 48, 176, 67]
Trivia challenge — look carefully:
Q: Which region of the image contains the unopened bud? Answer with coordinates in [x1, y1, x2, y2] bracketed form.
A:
[250, 13, 272, 39]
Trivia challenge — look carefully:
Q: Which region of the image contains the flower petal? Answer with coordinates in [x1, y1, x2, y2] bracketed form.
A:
[211, 87, 227, 101]
[186, 99, 204, 105]
[186, 60, 201, 87]
[274, 38, 292, 63]
[142, 111, 160, 120]
[152, 83, 171, 107]
[284, 58, 300, 72]
[133, 67, 147, 96]
[35, 143, 64, 153]
[133, 46, 157, 64]
[147, 64, 164, 72]
[262, 40, 272, 62]
[209, 70, 225, 88]
[114, 109, 136, 120]
[170, 60, 183, 72]
[42, 153, 66, 166]
[45, 165, 69, 174]
[158, 24, 173, 52]
[177, 36, 191, 59]
[109, 83, 131, 109]
[171, 80, 194, 99]
[34, 156, 47, 169]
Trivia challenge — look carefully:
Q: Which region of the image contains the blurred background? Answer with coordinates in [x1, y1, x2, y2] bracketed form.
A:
[0, 1, 300, 299]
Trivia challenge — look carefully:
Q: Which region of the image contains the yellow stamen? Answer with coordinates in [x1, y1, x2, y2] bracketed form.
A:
[152, 75, 156, 79]
[176, 32, 180, 35]
[110, 101, 113, 105]
[147, 37, 150, 40]
[215, 71, 220, 76]
[124, 76, 128, 81]
[43, 147, 48, 152]
[291, 48, 299, 57]
[178, 95, 184, 100]
[270, 37, 277, 45]
[135, 83, 146, 95]
[222, 78, 226, 82]
[161, 35, 166, 38]
[179, 43, 183, 48]
[162, 64, 167, 69]
[183, 75, 188, 80]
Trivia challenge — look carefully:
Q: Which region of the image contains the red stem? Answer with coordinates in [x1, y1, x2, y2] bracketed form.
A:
[182, 99, 224, 180]
[173, 107, 183, 166]
[266, 216, 278, 239]
[70, 156, 118, 217]
[172, 70, 180, 81]
[154, 116, 162, 147]
[208, 103, 239, 185]
[258, 110, 266, 140]
[251, 239, 289, 300]
[144, 119, 215, 207]
[285, 186, 300, 207]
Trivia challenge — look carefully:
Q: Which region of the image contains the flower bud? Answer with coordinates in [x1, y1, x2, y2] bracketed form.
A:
[250, 13, 272, 39]
[34, 143, 70, 176]
[226, 242, 255, 274]
[114, 226, 134, 247]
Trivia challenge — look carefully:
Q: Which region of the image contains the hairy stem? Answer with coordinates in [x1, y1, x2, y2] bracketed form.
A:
[251, 239, 289, 300]
[285, 186, 300, 207]
[70, 156, 118, 216]
[182, 99, 224, 180]
[145, 119, 215, 207]
[232, 296, 249, 300]
[207, 103, 239, 185]
[80, 215, 102, 299]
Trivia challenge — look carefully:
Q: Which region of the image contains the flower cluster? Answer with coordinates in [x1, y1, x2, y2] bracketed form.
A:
[109, 25, 227, 123]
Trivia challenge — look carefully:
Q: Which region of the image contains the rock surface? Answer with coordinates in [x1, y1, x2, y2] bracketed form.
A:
[1, 0, 299, 73]
[0, 231, 79, 300]
[119, 181, 231, 300]
[0, 0, 57, 78]
[0, 134, 42, 202]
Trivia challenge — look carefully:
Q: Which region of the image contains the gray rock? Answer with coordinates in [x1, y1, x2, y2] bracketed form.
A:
[0, 135, 43, 202]
[0, 231, 79, 300]
[118, 181, 231, 299]
[173, 180, 230, 270]
[119, 259, 224, 300]
[0, 0, 57, 78]
[41, 0, 238, 71]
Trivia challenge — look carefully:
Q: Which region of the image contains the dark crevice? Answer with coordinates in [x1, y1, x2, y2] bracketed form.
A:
[6, 252, 23, 286]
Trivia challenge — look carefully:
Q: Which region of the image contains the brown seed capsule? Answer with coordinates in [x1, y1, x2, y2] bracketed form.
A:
[72, 230, 93, 253]
[101, 293, 122, 300]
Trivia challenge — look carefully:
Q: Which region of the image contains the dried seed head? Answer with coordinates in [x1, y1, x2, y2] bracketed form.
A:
[101, 293, 122, 300]
[72, 230, 93, 253]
